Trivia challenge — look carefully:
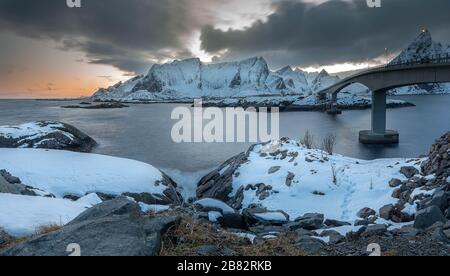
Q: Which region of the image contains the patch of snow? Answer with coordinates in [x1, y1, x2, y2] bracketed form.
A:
[208, 211, 223, 223]
[230, 232, 257, 244]
[194, 198, 235, 214]
[446, 176, 450, 183]
[411, 188, 435, 198]
[76, 193, 103, 207]
[0, 194, 91, 237]
[0, 148, 167, 198]
[0, 121, 69, 140]
[312, 236, 330, 244]
[139, 203, 171, 213]
[262, 235, 278, 240]
[317, 225, 363, 236]
[254, 212, 288, 222]
[402, 203, 418, 216]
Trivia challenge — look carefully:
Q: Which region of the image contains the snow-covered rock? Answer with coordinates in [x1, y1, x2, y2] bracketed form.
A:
[0, 148, 182, 205]
[197, 139, 422, 225]
[0, 197, 181, 256]
[194, 198, 235, 214]
[0, 121, 97, 153]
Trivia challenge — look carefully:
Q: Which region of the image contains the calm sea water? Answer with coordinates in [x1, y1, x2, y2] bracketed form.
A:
[0, 96, 449, 194]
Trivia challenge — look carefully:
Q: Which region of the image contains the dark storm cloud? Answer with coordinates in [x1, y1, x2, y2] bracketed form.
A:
[201, 0, 450, 67]
[0, 0, 197, 73]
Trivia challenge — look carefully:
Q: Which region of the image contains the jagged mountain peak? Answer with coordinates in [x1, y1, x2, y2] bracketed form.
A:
[317, 69, 330, 77]
[276, 66, 294, 75]
[391, 30, 450, 64]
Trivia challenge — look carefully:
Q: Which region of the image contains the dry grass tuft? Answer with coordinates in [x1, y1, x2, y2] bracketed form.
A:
[35, 224, 62, 236]
[160, 216, 304, 256]
[0, 224, 62, 252]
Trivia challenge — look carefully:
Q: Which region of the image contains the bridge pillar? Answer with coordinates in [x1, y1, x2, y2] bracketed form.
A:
[359, 90, 399, 144]
[372, 91, 386, 133]
[326, 93, 342, 115]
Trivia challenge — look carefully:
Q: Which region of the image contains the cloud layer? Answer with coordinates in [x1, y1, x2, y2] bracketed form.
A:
[201, 0, 450, 68]
[1, 0, 450, 74]
[0, 0, 197, 73]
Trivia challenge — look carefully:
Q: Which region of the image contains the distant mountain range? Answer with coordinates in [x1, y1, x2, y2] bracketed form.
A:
[92, 30, 450, 102]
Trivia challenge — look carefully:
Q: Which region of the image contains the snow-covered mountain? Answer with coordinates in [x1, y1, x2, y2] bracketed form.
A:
[274, 66, 310, 95]
[92, 57, 338, 102]
[94, 57, 301, 101]
[93, 30, 450, 102]
[309, 69, 340, 93]
[389, 30, 450, 95]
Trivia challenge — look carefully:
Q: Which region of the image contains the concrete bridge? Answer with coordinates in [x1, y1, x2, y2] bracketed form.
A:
[317, 56, 450, 144]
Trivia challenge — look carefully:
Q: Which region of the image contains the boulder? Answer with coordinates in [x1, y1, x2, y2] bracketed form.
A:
[218, 213, 247, 230]
[362, 224, 387, 237]
[390, 209, 414, 223]
[196, 152, 248, 208]
[324, 219, 351, 227]
[294, 213, 324, 230]
[0, 197, 180, 256]
[268, 166, 281, 174]
[389, 178, 402, 188]
[285, 172, 295, 187]
[194, 198, 235, 214]
[243, 207, 289, 226]
[431, 228, 450, 243]
[320, 230, 345, 245]
[124, 173, 182, 206]
[393, 226, 419, 238]
[400, 166, 419, 179]
[0, 170, 38, 196]
[426, 190, 449, 211]
[0, 170, 21, 184]
[357, 207, 376, 219]
[379, 204, 394, 220]
[0, 121, 97, 153]
[414, 206, 447, 229]
[295, 236, 325, 255]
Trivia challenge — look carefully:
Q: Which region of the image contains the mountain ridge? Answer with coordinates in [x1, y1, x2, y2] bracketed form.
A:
[92, 30, 450, 102]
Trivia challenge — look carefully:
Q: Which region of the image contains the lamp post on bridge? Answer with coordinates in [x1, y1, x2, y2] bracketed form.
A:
[384, 48, 389, 65]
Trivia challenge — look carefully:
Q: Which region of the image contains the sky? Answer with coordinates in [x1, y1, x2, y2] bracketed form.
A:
[0, 0, 450, 98]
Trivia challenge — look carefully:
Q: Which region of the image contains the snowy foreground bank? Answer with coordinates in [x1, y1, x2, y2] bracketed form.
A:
[0, 149, 180, 236]
[197, 139, 444, 231]
[0, 136, 448, 240]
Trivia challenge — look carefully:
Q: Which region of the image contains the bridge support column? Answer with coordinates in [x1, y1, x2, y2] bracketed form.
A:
[359, 90, 399, 144]
[326, 93, 342, 115]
